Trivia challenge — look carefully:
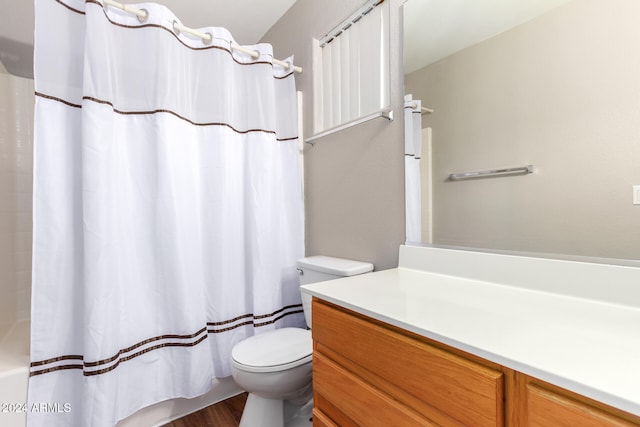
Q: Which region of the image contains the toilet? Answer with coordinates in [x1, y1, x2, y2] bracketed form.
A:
[230, 255, 374, 427]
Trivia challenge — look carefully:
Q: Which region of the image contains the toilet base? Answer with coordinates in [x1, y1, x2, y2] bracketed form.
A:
[284, 397, 313, 427]
[239, 393, 312, 427]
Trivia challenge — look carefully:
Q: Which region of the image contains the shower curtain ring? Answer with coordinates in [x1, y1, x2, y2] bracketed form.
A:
[137, 8, 148, 23]
[173, 20, 181, 35]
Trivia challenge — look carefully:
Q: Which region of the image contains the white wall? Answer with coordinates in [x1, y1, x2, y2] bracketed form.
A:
[0, 70, 33, 328]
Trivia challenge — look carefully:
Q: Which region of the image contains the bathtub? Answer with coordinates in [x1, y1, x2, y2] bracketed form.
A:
[0, 320, 242, 427]
[117, 376, 243, 426]
[0, 320, 30, 427]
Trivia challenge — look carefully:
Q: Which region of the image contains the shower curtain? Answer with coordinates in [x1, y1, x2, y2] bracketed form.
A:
[404, 94, 422, 243]
[29, 1, 304, 426]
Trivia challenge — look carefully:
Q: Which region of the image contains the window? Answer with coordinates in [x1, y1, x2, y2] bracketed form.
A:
[313, 0, 390, 134]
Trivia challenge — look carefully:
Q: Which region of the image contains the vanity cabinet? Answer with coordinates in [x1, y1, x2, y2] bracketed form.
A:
[311, 299, 640, 426]
[312, 298, 504, 426]
[520, 378, 639, 426]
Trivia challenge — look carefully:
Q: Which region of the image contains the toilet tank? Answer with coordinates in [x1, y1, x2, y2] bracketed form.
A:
[297, 256, 374, 328]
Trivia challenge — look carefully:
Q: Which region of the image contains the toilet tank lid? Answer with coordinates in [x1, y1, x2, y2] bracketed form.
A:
[296, 255, 374, 276]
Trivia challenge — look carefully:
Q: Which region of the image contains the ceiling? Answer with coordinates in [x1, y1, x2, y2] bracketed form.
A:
[403, 0, 571, 75]
[2, 0, 572, 78]
[0, 0, 297, 77]
[114, 0, 298, 45]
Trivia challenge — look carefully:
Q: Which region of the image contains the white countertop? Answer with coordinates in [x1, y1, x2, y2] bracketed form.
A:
[301, 245, 640, 417]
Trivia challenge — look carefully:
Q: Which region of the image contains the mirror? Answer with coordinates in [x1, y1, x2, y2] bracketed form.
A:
[403, 0, 640, 261]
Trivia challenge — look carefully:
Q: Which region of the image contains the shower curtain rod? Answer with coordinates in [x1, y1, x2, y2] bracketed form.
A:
[409, 102, 433, 115]
[103, 0, 303, 74]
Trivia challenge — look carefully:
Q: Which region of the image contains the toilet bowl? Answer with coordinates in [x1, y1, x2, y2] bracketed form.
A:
[230, 255, 373, 427]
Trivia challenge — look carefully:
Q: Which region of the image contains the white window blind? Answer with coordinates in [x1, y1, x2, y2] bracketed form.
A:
[313, 0, 390, 134]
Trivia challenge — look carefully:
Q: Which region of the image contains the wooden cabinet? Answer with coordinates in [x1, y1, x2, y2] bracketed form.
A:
[311, 299, 640, 426]
[312, 299, 504, 426]
[522, 378, 640, 426]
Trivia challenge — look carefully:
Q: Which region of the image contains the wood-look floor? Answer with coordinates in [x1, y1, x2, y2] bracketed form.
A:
[163, 393, 248, 427]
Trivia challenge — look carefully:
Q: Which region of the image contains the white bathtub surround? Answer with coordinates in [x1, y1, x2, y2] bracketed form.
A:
[0, 321, 29, 427]
[0, 58, 33, 427]
[29, 1, 304, 426]
[301, 245, 640, 417]
[0, 72, 33, 329]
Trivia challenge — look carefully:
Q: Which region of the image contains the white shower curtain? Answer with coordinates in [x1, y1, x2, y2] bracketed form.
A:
[29, 1, 304, 426]
[404, 94, 422, 243]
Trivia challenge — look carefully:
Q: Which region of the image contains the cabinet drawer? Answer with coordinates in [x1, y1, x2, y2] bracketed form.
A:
[312, 299, 504, 427]
[312, 408, 339, 427]
[527, 383, 639, 427]
[314, 351, 436, 426]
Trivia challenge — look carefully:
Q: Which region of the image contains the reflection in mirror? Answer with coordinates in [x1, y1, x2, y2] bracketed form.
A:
[403, 0, 640, 261]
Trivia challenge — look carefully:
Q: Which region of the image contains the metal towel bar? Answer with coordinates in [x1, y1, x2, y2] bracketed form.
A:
[305, 109, 393, 145]
[447, 165, 534, 181]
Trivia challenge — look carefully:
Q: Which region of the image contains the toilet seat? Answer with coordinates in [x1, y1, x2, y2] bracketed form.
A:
[231, 327, 312, 373]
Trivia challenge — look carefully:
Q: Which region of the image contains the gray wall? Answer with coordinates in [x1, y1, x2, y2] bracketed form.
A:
[0, 0, 34, 78]
[405, 0, 640, 260]
[262, 1, 406, 270]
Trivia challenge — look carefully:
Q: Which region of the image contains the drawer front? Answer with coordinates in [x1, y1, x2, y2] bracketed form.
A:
[313, 393, 359, 427]
[312, 300, 504, 427]
[314, 351, 436, 426]
[527, 384, 640, 427]
[312, 409, 339, 427]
